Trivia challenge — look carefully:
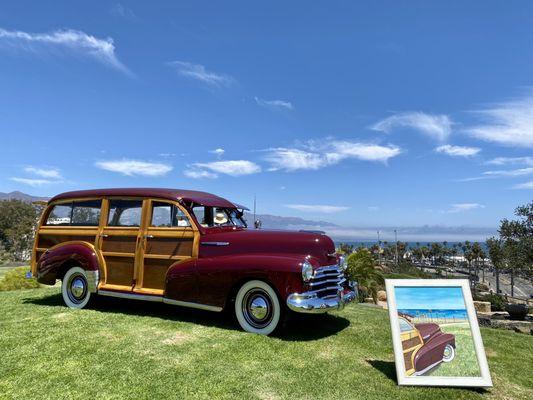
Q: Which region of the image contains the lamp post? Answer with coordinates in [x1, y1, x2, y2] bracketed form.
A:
[377, 230, 381, 267]
[394, 229, 398, 267]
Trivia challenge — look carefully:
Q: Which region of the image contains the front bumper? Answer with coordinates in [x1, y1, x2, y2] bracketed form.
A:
[286, 288, 357, 314]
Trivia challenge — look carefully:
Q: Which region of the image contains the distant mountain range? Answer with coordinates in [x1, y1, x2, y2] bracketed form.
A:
[1, 191, 495, 241]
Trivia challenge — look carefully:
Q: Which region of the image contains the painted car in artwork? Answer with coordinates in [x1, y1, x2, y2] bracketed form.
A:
[399, 314, 456, 376]
[31, 188, 356, 335]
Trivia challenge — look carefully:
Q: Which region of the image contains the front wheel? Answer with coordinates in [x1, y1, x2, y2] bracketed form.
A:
[234, 280, 281, 335]
[442, 344, 455, 362]
[61, 266, 92, 309]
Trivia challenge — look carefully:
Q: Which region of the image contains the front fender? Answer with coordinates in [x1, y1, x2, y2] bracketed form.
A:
[194, 254, 306, 309]
[37, 241, 102, 289]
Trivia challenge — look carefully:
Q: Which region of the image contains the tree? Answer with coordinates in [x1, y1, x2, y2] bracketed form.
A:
[345, 248, 384, 304]
[337, 243, 354, 255]
[487, 237, 503, 294]
[0, 200, 38, 262]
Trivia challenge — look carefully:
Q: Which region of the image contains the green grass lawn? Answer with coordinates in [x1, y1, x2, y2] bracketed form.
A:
[0, 266, 17, 280]
[428, 323, 480, 377]
[0, 287, 532, 400]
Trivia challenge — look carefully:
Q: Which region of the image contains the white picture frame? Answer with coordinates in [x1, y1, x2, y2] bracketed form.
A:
[385, 279, 493, 387]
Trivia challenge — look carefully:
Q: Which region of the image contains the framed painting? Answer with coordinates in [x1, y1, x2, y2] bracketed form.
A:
[385, 279, 492, 387]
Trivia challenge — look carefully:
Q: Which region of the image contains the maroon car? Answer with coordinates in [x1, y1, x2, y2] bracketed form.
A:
[31, 188, 356, 335]
[399, 315, 456, 375]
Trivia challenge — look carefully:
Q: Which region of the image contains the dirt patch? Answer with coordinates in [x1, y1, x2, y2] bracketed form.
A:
[162, 332, 194, 345]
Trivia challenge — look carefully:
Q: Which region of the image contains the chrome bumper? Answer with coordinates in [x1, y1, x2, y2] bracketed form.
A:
[286, 288, 357, 314]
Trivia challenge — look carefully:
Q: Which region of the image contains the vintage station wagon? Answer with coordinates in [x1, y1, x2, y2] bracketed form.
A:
[31, 188, 356, 335]
[399, 315, 456, 376]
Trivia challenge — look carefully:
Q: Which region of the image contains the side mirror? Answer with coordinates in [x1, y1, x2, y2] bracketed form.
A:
[254, 219, 262, 229]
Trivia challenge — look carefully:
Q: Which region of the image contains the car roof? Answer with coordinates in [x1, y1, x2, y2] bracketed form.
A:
[48, 188, 239, 208]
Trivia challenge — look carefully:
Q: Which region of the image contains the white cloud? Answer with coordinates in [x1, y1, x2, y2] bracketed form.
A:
[183, 169, 217, 179]
[110, 3, 138, 20]
[372, 112, 453, 142]
[24, 166, 62, 179]
[254, 97, 293, 110]
[448, 203, 485, 213]
[95, 159, 172, 176]
[435, 144, 481, 157]
[10, 177, 56, 187]
[191, 160, 261, 177]
[483, 167, 533, 177]
[265, 140, 401, 171]
[485, 156, 533, 166]
[513, 181, 533, 189]
[285, 204, 350, 214]
[167, 61, 233, 87]
[0, 27, 130, 74]
[464, 95, 533, 147]
[209, 148, 225, 157]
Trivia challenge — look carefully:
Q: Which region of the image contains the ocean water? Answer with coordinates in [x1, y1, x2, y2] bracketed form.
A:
[398, 308, 468, 320]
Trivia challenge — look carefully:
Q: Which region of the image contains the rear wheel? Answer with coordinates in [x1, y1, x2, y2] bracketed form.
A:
[235, 280, 281, 335]
[61, 266, 91, 309]
[442, 344, 455, 362]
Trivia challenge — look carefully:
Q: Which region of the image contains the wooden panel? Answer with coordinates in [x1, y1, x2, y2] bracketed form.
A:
[102, 236, 137, 253]
[142, 258, 174, 290]
[145, 238, 193, 256]
[38, 234, 96, 248]
[105, 256, 134, 287]
[402, 336, 422, 351]
[35, 250, 45, 264]
[404, 351, 414, 371]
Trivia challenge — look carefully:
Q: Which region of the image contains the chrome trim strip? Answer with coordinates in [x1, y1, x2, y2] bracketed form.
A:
[97, 290, 223, 312]
[200, 241, 230, 246]
[412, 359, 443, 376]
[287, 289, 356, 314]
[86, 270, 99, 293]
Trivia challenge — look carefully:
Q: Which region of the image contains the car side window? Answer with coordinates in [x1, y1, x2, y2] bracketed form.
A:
[45, 204, 72, 225]
[71, 200, 101, 226]
[108, 200, 143, 227]
[151, 202, 190, 227]
[399, 318, 414, 333]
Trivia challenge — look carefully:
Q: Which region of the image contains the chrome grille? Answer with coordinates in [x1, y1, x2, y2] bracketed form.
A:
[307, 264, 346, 299]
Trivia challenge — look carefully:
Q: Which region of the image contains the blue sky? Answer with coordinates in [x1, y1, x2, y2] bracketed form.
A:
[1, 2, 532, 240]
[395, 287, 466, 310]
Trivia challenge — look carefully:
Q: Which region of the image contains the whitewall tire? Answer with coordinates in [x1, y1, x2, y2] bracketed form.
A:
[62, 266, 91, 309]
[442, 344, 455, 363]
[235, 280, 281, 335]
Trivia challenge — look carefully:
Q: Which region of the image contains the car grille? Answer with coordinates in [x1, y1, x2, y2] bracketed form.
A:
[307, 265, 346, 299]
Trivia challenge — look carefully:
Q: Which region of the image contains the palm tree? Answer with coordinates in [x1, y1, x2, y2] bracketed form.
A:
[345, 249, 384, 304]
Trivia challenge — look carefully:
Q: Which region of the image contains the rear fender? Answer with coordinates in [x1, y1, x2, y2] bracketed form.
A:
[414, 332, 455, 372]
[36, 241, 102, 292]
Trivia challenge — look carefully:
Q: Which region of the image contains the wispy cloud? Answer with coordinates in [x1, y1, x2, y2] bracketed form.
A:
[464, 94, 533, 147]
[435, 144, 481, 157]
[264, 140, 401, 171]
[110, 3, 138, 21]
[372, 112, 453, 142]
[285, 204, 350, 214]
[485, 156, 533, 166]
[187, 160, 261, 178]
[457, 166, 533, 182]
[209, 148, 225, 157]
[95, 159, 172, 176]
[0, 27, 130, 74]
[10, 177, 57, 187]
[254, 97, 293, 110]
[167, 61, 234, 87]
[448, 203, 485, 213]
[513, 181, 533, 189]
[24, 166, 62, 179]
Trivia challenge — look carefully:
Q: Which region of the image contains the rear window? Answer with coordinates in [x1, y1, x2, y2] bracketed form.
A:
[45, 200, 101, 226]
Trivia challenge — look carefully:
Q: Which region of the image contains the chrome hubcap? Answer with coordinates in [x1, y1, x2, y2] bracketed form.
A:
[242, 289, 273, 329]
[443, 345, 453, 360]
[67, 274, 87, 304]
[71, 278, 86, 299]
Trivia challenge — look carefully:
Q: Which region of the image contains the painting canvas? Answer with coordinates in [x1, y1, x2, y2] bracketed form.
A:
[386, 279, 492, 387]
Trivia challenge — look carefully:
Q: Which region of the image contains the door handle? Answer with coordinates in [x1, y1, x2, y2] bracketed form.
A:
[99, 234, 109, 238]
[144, 234, 154, 239]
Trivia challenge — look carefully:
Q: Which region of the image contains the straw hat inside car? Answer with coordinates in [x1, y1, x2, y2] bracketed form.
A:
[214, 212, 228, 225]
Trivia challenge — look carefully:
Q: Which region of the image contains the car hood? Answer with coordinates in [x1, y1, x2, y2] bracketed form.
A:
[414, 323, 441, 340]
[198, 228, 337, 266]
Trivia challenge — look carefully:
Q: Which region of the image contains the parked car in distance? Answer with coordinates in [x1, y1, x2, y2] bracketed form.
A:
[399, 315, 456, 376]
[31, 188, 356, 335]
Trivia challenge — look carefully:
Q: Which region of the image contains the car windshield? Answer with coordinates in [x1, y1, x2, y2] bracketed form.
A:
[399, 317, 415, 333]
[191, 206, 247, 228]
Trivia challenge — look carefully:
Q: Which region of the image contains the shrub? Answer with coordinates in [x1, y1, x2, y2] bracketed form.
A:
[0, 266, 40, 291]
[474, 292, 506, 311]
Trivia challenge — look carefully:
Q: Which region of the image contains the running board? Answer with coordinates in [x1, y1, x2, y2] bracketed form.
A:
[97, 290, 223, 312]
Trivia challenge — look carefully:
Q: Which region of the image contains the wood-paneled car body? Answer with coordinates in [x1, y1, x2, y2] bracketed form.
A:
[399, 315, 456, 376]
[31, 188, 356, 334]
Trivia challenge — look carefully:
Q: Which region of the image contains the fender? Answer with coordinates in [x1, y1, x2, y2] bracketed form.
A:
[36, 241, 102, 292]
[413, 333, 455, 372]
[189, 253, 307, 309]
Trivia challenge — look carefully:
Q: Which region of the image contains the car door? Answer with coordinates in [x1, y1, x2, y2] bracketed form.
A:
[97, 198, 146, 291]
[136, 200, 198, 296]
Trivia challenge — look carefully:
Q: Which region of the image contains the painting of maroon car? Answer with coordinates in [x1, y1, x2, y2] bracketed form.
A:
[30, 188, 356, 335]
[399, 315, 456, 376]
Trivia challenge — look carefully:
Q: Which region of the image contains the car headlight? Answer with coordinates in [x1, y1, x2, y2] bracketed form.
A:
[301, 260, 313, 282]
[339, 255, 347, 271]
